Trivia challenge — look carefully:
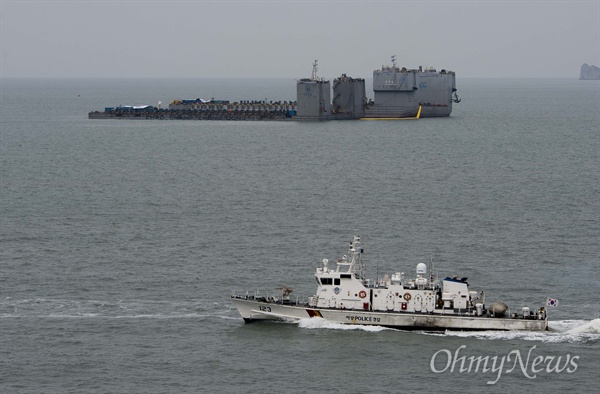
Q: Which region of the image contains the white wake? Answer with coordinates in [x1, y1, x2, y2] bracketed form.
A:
[428, 318, 600, 343]
[296, 317, 390, 332]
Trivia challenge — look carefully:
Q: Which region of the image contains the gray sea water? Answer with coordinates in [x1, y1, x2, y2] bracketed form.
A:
[1, 77, 599, 393]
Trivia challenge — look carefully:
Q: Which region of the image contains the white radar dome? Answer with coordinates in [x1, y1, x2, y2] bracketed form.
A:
[416, 263, 427, 275]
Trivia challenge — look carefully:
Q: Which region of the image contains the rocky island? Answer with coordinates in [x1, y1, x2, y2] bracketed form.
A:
[580, 63, 600, 80]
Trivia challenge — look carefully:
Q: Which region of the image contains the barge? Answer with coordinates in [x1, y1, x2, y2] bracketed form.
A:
[89, 58, 460, 121]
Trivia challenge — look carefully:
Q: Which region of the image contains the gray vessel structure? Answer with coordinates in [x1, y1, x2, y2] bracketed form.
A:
[365, 56, 460, 119]
[88, 58, 460, 121]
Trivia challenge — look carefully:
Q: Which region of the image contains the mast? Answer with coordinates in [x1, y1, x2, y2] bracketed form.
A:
[311, 60, 319, 81]
[334, 235, 366, 282]
[349, 235, 366, 281]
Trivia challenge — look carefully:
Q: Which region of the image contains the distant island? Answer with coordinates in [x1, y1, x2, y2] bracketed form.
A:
[580, 64, 600, 80]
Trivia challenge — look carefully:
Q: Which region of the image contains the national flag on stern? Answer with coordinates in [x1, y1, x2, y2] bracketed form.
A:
[546, 297, 559, 307]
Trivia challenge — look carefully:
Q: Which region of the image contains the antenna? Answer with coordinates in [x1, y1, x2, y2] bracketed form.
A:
[376, 253, 379, 285]
[430, 254, 435, 287]
[311, 60, 319, 80]
[391, 55, 397, 69]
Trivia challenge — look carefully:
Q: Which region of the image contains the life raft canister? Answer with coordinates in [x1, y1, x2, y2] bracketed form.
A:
[359, 290, 367, 299]
[403, 292, 412, 301]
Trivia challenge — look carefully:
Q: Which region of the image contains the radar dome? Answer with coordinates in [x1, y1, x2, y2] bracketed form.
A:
[416, 263, 427, 275]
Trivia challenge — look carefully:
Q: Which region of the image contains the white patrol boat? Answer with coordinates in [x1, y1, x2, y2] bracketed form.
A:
[231, 236, 548, 331]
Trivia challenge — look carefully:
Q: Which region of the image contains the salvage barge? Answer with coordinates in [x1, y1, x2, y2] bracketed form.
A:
[89, 58, 460, 121]
[89, 101, 297, 121]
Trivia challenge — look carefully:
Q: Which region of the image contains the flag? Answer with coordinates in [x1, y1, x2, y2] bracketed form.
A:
[546, 298, 559, 307]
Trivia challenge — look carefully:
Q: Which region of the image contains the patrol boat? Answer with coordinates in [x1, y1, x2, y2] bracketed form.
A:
[231, 236, 548, 331]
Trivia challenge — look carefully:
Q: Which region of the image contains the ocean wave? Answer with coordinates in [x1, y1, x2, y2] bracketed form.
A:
[0, 298, 236, 320]
[2, 312, 241, 320]
[550, 318, 600, 334]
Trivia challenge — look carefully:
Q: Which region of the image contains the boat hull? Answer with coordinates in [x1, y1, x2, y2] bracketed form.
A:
[231, 297, 548, 331]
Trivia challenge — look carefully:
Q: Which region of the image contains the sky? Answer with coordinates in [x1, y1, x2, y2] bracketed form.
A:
[1, 0, 599, 79]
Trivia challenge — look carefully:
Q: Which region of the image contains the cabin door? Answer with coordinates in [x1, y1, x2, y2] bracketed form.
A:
[386, 294, 395, 311]
[413, 294, 423, 312]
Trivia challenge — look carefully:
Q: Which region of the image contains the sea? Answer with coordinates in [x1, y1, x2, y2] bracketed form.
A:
[1, 77, 598, 393]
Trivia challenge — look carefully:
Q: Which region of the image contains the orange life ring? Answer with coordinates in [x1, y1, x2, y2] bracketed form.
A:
[359, 290, 367, 299]
[403, 292, 412, 301]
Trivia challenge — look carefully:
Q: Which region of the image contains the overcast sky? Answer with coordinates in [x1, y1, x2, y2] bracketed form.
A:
[1, 0, 598, 78]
